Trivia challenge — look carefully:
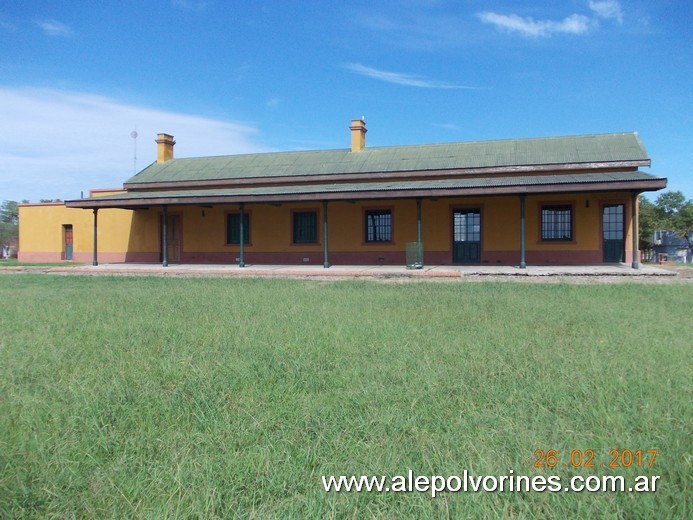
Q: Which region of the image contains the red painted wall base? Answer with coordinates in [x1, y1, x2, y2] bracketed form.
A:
[18, 251, 64, 262]
[18, 248, 636, 266]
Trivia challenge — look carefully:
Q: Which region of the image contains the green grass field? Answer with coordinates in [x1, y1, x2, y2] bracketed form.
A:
[0, 275, 689, 518]
[0, 259, 81, 267]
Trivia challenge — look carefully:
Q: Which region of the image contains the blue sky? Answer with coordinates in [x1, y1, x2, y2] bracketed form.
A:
[1, 0, 690, 202]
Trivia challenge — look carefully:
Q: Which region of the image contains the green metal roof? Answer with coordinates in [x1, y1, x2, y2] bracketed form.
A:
[125, 132, 650, 186]
[68, 170, 666, 208]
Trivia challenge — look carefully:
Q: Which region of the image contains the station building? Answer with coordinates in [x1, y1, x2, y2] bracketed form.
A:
[18, 120, 666, 268]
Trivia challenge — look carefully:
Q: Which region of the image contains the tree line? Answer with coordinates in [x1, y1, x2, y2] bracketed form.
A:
[639, 190, 693, 247]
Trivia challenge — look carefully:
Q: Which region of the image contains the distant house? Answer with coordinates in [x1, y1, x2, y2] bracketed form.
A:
[19, 121, 666, 268]
[652, 230, 692, 263]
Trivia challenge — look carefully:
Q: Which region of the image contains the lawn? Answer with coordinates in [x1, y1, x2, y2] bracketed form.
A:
[0, 259, 82, 268]
[0, 275, 689, 518]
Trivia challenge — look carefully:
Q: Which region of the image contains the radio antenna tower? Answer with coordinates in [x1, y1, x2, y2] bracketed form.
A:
[130, 129, 138, 174]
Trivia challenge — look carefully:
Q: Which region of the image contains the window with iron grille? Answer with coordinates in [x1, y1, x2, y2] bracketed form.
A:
[365, 209, 392, 242]
[226, 213, 250, 244]
[541, 205, 572, 241]
[293, 211, 318, 244]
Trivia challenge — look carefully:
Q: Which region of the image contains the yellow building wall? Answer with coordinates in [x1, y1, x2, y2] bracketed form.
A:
[172, 193, 633, 264]
[18, 198, 161, 263]
[18, 191, 636, 265]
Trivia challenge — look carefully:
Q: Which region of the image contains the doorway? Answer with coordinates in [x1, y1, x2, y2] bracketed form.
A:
[603, 204, 624, 262]
[453, 209, 481, 263]
[160, 214, 181, 263]
[63, 224, 73, 261]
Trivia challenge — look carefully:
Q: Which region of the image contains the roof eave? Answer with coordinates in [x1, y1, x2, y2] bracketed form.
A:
[66, 177, 667, 209]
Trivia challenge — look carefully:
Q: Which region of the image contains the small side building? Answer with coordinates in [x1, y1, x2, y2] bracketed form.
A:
[19, 121, 667, 268]
[652, 230, 692, 263]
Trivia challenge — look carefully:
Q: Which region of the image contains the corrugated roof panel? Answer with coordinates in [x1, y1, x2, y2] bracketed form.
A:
[125, 133, 650, 185]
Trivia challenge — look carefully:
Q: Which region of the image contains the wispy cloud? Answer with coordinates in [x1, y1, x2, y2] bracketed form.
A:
[171, 0, 208, 11]
[344, 63, 476, 89]
[35, 19, 73, 37]
[266, 97, 280, 109]
[434, 123, 461, 131]
[477, 12, 591, 38]
[589, 0, 624, 23]
[478, 0, 624, 38]
[353, 10, 469, 51]
[0, 87, 271, 201]
[0, 15, 16, 32]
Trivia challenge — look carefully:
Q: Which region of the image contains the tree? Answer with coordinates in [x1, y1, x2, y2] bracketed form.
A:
[0, 200, 18, 226]
[676, 199, 693, 233]
[638, 196, 659, 247]
[640, 191, 692, 237]
[654, 191, 685, 228]
[0, 200, 19, 257]
[640, 191, 693, 261]
[654, 190, 693, 235]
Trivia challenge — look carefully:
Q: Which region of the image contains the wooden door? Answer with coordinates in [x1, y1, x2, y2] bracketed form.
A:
[160, 215, 181, 263]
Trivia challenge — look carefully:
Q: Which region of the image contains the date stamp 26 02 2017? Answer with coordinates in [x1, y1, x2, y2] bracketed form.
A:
[533, 449, 658, 469]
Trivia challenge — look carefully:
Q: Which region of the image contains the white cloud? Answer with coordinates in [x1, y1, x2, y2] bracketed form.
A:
[434, 123, 461, 131]
[266, 97, 280, 109]
[353, 10, 470, 50]
[35, 19, 73, 37]
[344, 63, 476, 89]
[478, 1, 625, 38]
[172, 0, 208, 11]
[589, 0, 624, 23]
[0, 87, 272, 202]
[477, 12, 591, 37]
[0, 15, 16, 31]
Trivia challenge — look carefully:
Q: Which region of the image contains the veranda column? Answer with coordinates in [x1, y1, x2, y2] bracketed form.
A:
[632, 192, 639, 269]
[162, 205, 168, 267]
[239, 203, 245, 267]
[416, 198, 423, 267]
[323, 201, 329, 268]
[519, 195, 527, 269]
[416, 198, 422, 244]
[92, 208, 98, 266]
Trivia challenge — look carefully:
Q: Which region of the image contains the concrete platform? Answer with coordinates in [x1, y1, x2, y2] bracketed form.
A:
[6, 262, 680, 281]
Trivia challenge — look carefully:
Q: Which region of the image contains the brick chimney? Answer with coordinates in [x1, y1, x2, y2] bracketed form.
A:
[156, 133, 176, 163]
[350, 118, 367, 152]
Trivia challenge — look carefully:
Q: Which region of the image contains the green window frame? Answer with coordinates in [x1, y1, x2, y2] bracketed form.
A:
[453, 210, 481, 242]
[603, 204, 624, 240]
[365, 209, 392, 242]
[226, 213, 250, 245]
[541, 205, 573, 241]
[293, 211, 318, 244]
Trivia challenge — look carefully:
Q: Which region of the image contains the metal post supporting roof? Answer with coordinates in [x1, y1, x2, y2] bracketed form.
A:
[92, 208, 98, 266]
[162, 205, 168, 267]
[416, 197, 423, 268]
[519, 195, 527, 269]
[239, 203, 245, 267]
[416, 198, 422, 245]
[632, 192, 639, 269]
[323, 201, 329, 268]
